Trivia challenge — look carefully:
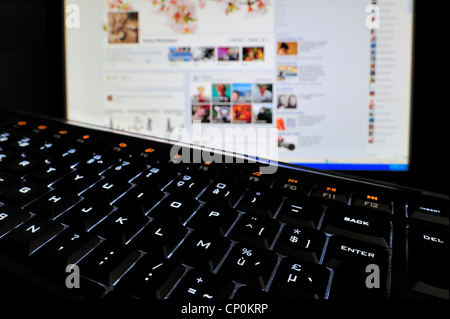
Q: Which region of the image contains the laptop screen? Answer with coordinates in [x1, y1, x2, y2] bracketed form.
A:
[64, 0, 414, 171]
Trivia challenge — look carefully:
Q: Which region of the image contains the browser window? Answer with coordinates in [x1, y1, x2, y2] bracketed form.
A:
[65, 0, 414, 171]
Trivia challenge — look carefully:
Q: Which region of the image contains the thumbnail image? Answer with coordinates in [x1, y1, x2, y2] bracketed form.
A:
[168, 47, 193, 62]
[276, 117, 286, 130]
[277, 42, 298, 55]
[232, 104, 252, 123]
[278, 135, 296, 151]
[277, 65, 298, 81]
[253, 83, 273, 103]
[286, 94, 298, 109]
[231, 83, 252, 103]
[192, 104, 211, 123]
[191, 83, 211, 103]
[218, 47, 240, 61]
[108, 12, 139, 44]
[212, 84, 231, 102]
[243, 47, 264, 61]
[212, 105, 231, 123]
[277, 94, 287, 109]
[193, 47, 215, 62]
[253, 104, 273, 124]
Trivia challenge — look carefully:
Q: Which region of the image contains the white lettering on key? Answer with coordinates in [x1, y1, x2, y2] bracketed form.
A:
[423, 235, 444, 244]
[170, 201, 182, 208]
[19, 187, 32, 194]
[341, 245, 375, 258]
[102, 183, 114, 190]
[154, 228, 164, 236]
[344, 216, 370, 226]
[115, 217, 128, 225]
[208, 211, 220, 218]
[47, 167, 56, 173]
[287, 274, 298, 283]
[197, 240, 211, 249]
[19, 160, 30, 167]
[81, 207, 92, 213]
[48, 196, 62, 203]
[27, 225, 40, 233]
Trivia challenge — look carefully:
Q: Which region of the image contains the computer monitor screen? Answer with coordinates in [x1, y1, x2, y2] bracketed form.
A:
[64, 0, 414, 171]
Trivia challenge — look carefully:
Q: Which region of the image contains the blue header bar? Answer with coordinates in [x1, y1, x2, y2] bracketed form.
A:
[293, 163, 409, 171]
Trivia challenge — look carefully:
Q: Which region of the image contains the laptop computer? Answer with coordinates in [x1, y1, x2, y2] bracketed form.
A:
[0, 0, 448, 303]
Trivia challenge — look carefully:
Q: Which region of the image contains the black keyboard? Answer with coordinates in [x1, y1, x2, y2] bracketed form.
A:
[0, 110, 448, 302]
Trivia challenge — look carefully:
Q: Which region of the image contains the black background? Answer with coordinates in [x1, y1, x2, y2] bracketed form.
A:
[0, 0, 448, 194]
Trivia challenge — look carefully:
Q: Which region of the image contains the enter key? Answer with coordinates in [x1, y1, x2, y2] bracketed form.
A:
[321, 206, 391, 248]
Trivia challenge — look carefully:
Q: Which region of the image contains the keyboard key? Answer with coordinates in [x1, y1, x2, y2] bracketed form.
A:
[172, 230, 229, 271]
[116, 254, 185, 299]
[84, 177, 132, 204]
[352, 192, 391, 214]
[199, 181, 244, 207]
[4, 216, 64, 255]
[4, 156, 39, 176]
[239, 169, 274, 187]
[130, 220, 187, 257]
[60, 200, 114, 232]
[322, 206, 391, 248]
[229, 213, 280, 249]
[92, 208, 150, 244]
[278, 197, 324, 229]
[408, 224, 448, 299]
[38, 229, 101, 267]
[149, 194, 199, 225]
[218, 243, 278, 289]
[312, 184, 348, 204]
[53, 170, 101, 194]
[75, 152, 116, 175]
[273, 175, 311, 195]
[169, 269, 234, 300]
[131, 165, 178, 190]
[28, 190, 80, 219]
[0, 204, 31, 237]
[274, 224, 326, 263]
[9, 134, 40, 151]
[237, 189, 283, 218]
[186, 161, 226, 179]
[49, 146, 83, 167]
[78, 242, 141, 286]
[27, 163, 71, 184]
[270, 257, 331, 299]
[28, 138, 61, 158]
[165, 174, 210, 198]
[186, 204, 239, 236]
[0, 181, 49, 207]
[113, 184, 165, 215]
[408, 202, 449, 226]
[323, 236, 389, 299]
[101, 158, 147, 183]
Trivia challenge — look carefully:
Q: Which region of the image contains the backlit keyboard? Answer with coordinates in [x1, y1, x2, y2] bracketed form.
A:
[0, 110, 448, 301]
